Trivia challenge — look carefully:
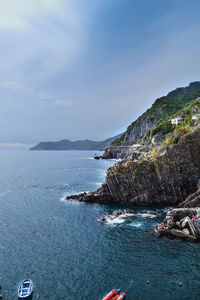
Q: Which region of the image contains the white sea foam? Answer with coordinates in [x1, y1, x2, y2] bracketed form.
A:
[100, 170, 107, 177]
[137, 213, 157, 218]
[58, 197, 81, 205]
[128, 221, 143, 228]
[59, 197, 66, 202]
[102, 213, 133, 225]
[125, 213, 135, 216]
[105, 215, 127, 225]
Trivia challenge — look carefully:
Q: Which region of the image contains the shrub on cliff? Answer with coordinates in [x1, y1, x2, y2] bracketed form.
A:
[152, 121, 175, 136]
[172, 136, 180, 144]
[111, 82, 200, 146]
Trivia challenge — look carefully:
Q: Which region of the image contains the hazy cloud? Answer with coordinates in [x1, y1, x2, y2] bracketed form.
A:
[0, 0, 88, 83]
[0, 1, 200, 144]
[54, 100, 73, 108]
[0, 81, 23, 89]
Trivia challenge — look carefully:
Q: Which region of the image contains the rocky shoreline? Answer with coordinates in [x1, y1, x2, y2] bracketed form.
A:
[67, 126, 200, 206]
[157, 208, 200, 242]
[66, 126, 200, 242]
[65, 83, 200, 243]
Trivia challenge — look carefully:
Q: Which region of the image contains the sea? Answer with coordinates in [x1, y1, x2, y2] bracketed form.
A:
[0, 150, 200, 299]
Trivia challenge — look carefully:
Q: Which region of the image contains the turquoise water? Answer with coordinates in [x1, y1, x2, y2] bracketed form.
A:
[0, 150, 200, 299]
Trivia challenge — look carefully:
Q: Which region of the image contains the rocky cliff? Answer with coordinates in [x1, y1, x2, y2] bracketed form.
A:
[103, 81, 200, 159]
[67, 126, 200, 205]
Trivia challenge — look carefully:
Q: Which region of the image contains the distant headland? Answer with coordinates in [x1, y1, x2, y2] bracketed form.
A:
[30, 134, 122, 151]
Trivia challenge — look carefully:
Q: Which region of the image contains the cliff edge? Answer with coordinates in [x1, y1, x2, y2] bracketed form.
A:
[67, 125, 200, 205]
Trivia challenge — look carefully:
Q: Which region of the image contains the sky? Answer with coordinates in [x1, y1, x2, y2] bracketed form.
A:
[1, 0, 200, 146]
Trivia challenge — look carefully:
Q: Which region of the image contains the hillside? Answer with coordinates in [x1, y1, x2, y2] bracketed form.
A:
[66, 81, 200, 207]
[103, 81, 200, 158]
[30, 134, 121, 151]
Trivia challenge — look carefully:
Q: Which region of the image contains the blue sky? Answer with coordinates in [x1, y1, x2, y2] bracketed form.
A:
[0, 0, 200, 146]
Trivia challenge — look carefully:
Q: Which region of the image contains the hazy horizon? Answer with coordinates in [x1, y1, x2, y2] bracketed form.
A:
[1, 0, 200, 146]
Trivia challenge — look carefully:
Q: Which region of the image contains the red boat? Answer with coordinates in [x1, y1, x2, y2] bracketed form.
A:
[102, 289, 126, 300]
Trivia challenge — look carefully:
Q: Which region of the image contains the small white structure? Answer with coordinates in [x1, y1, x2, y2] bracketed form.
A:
[170, 116, 183, 125]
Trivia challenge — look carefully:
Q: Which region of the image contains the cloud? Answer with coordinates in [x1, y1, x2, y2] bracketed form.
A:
[37, 92, 73, 108]
[38, 92, 57, 100]
[0, 81, 23, 89]
[54, 100, 73, 108]
[0, 0, 88, 83]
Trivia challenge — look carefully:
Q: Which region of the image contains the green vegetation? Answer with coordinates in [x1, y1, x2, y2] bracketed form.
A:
[112, 82, 200, 145]
[162, 122, 195, 147]
[182, 109, 192, 125]
[149, 148, 159, 160]
[172, 136, 180, 144]
[151, 121, 175, 136]
[163, 136, 173, 147]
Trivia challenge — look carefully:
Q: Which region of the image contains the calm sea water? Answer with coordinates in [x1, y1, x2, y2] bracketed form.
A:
[0, 150, 200, 300]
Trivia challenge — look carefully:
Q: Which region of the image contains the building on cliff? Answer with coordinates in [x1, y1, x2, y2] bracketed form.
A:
[170, 116, 183, 125]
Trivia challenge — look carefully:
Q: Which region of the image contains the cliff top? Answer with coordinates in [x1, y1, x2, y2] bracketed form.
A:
[112, 81, 200, 146]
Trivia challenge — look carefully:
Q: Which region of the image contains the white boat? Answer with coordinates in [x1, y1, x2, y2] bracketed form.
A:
[18, 279, 33, 299]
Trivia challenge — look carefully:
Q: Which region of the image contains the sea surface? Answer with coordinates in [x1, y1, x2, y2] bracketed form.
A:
[0, 150, 200, 300]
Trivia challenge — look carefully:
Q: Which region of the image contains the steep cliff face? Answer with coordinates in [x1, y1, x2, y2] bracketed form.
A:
[123, 118, 157, 144]
[102, 144, 148, 160]
[103, 118, 157, 159]
[103, 81, 200, 159]
[67, 126, 200, 206]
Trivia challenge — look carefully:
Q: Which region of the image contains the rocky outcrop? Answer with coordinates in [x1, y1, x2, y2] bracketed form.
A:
[67, 126, 200, 206]
[102, 144, 148, 160]
[178, 188, 200, 208]
[102, 120, 157, 159]
[157, 208, 200, 242]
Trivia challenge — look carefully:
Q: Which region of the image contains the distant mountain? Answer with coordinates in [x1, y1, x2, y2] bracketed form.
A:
[30, 134, 122, 151]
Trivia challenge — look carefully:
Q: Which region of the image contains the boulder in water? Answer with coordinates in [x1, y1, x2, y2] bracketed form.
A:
[182, 228, 190, 235]
[181, 216, 191, 228]
[170, 229, 197, 242]
[112, 210, 123, 217]
[157, 208, 200, 242]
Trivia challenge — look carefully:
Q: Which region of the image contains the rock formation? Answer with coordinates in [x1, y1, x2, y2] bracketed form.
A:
[67, 126, 200, 206]
[157, 207, 200, 242]
[178, 188, 200, 208]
